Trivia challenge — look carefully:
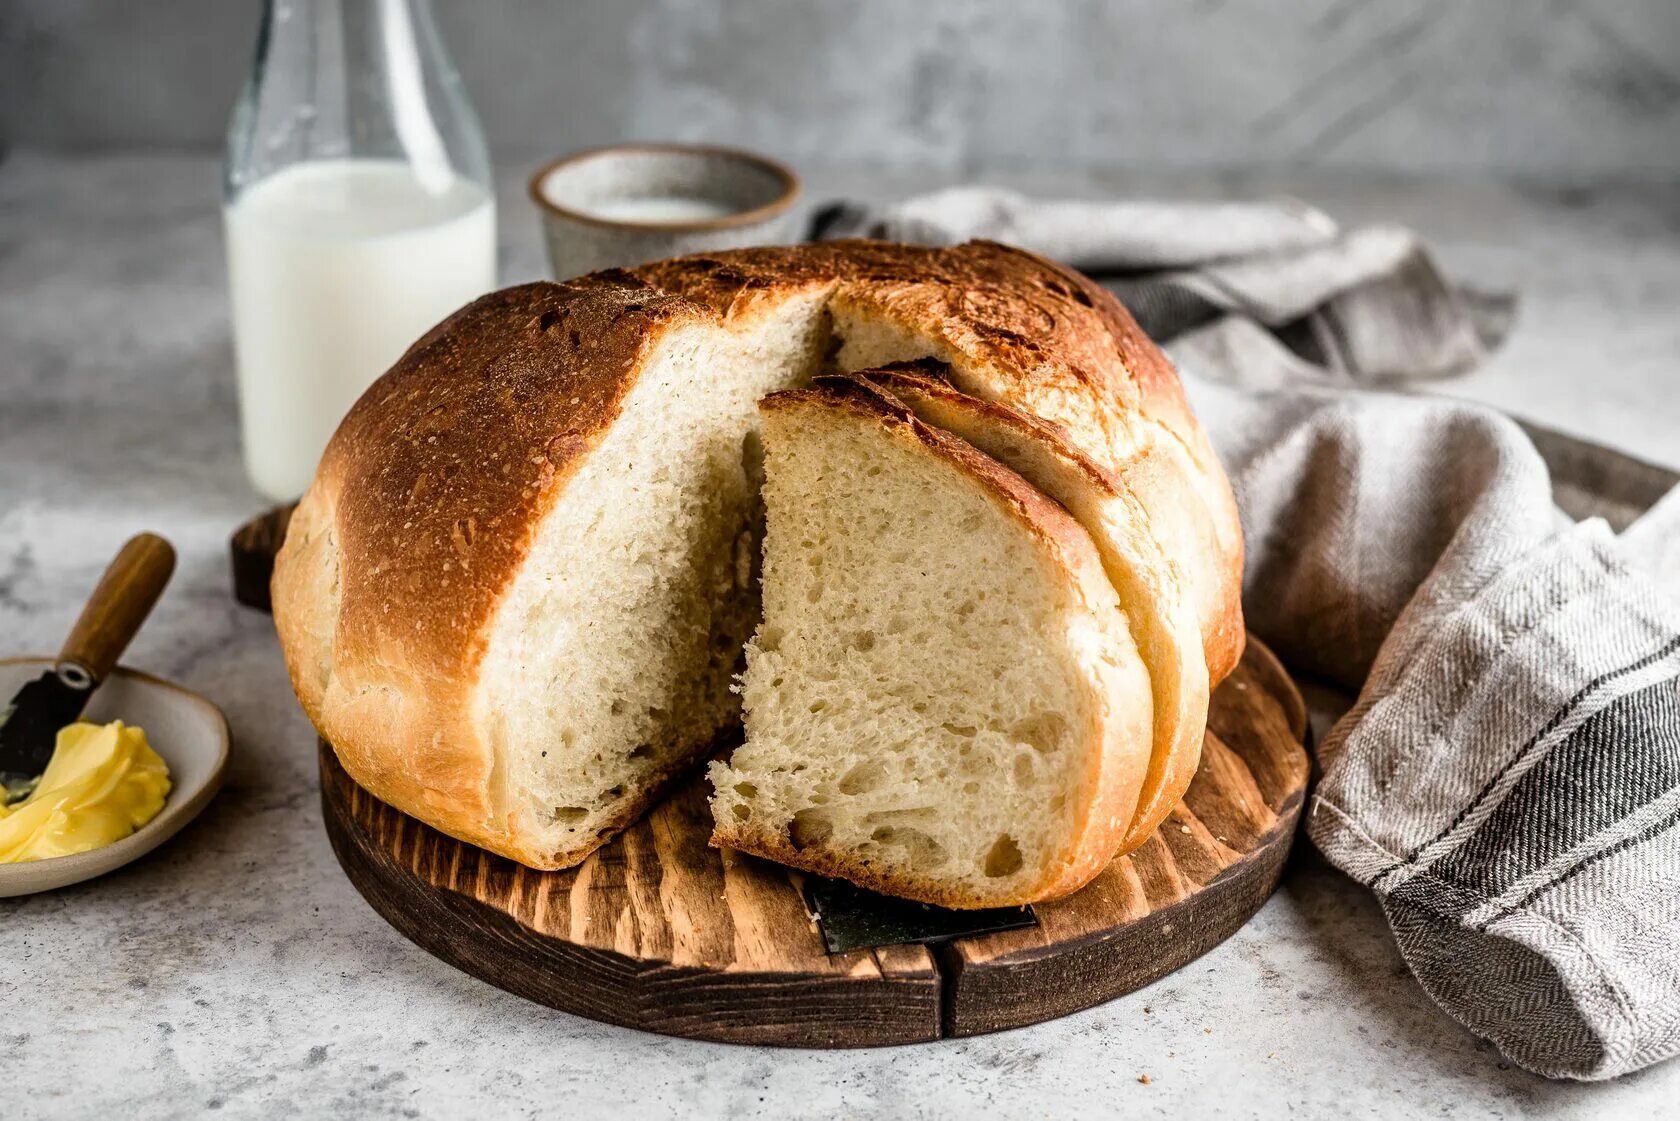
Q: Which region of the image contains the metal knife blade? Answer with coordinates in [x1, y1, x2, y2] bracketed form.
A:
[802, 874, 1038, 953]
[0, 667, 94, 802]
[0, 532, 176, 803]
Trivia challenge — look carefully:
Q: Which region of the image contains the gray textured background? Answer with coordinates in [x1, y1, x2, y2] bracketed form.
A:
[3, 0, 1679, 177]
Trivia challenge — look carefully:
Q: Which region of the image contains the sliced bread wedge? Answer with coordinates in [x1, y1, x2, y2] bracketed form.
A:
[710, 376, 1154, 908]
[860, 365, 1210, 853]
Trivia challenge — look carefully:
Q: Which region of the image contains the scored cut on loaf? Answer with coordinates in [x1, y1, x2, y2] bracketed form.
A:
[710, 376, 1154, 907]
[271, 240, 1243, 874]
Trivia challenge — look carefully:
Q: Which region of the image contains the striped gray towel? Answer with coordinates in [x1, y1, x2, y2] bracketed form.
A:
[813, 189, 1680, 1080]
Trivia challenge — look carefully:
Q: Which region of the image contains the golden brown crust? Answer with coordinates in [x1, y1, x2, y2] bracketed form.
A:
[638, 240, 1172, 453]
[322, 277, 699, 683]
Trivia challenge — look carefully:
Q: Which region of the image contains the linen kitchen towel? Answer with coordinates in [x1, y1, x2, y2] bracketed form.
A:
[1196, 382, 1680, 1082]
[813, 189, 1680, 1080]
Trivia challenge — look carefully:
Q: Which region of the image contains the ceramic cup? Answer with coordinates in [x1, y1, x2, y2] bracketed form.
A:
[529, 144, 802, 281]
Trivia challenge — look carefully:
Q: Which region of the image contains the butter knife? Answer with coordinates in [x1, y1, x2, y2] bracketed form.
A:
[0, 534, 176, 803]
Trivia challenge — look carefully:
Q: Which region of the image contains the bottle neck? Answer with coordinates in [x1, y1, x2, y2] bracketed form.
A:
[228, 0, 488, 199]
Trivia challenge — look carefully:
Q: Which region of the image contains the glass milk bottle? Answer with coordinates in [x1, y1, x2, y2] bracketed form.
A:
[224, 0, 496, 501]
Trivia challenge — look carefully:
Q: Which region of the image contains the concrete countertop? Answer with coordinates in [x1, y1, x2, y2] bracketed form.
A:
[2, 151, 1676, 1119]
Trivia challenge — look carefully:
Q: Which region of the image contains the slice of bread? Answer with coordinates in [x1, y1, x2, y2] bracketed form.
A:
[711, 376, 1154, 908]
[861, 365, 1211, 854]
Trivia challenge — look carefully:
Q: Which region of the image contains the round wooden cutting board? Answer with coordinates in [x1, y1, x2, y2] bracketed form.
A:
[240, 497, 1309, 1046]
[315, 638, 1309, 1048]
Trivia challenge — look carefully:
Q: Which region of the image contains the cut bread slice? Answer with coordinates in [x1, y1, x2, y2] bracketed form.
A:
[860, 365, 1211, 853]
[711, 376, 1154, 908]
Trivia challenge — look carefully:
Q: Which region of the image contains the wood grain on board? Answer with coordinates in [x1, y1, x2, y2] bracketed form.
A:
[322, 744, 942, 1046]
[318, 639, 1308, 1046]
[938, 639, 1309, 1037]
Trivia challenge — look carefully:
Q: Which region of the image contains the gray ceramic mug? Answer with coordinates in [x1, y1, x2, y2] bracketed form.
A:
[530, 144, 802, 280]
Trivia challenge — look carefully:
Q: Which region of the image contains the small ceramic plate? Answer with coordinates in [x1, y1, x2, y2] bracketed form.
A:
[0, 658, 229, 897]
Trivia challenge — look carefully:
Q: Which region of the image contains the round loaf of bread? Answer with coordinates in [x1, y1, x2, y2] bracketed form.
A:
[271, 240, 1243, 874]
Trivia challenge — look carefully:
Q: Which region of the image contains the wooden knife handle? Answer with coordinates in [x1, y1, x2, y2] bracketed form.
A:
[57, 533, 177, 687]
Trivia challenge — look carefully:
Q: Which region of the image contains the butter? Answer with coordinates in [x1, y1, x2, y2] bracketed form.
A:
[0, 721, 171, 863]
